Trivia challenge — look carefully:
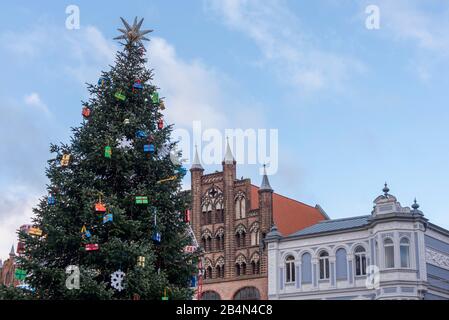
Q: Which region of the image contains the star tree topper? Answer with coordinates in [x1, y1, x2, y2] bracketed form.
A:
[114, 17, 153, 46]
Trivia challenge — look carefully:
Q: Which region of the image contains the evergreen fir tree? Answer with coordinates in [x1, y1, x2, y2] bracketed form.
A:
[16, 17, 198, 300]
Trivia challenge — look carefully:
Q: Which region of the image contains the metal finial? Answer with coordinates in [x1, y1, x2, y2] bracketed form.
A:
[412, 198, 420, 210]
[383, 182, 390, 196]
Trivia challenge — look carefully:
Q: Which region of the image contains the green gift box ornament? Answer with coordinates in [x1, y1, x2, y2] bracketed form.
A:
[135, 196, 148, 205]
[115, 91, 126, 101]
[15, 269, 27, 280]
[150, 91, 159, 104]
[105, 146, 112, 158]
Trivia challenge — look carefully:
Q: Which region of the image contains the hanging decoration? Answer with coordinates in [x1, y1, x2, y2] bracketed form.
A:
[159, 100, 166, 110]
[184, 209, 191, 223]
[133, 293, 141, 300]
[15, 269, 27, 281]
[103, 213, 113, 224]
[135, 196, 148, 205]
[110, 270, 126, 292]
[114, 90, 126, 101]
[157, 119, 164, 130]
[17, 241, 25, 254]
[143, 144, 155, 154]
[61, 154, 71, 167]
[123, 118, 130, 125]
[137, 256, 145, 267]
[95, 194, 107, 213]
[135, 130, 146, 138]
[184, 245, 196, 253]
[85, 243, 99, 251]
[152, 213, 161, 244]
[132, 80, 143, 93]
[98, 77, 108, 86]
[29, 227, 43, 237]
[161, 288, 169, 301]
[156, 176, 177, 184]
[105, 146, 112, 158]
[47, 194, 56, 205]
[176, 167, 187, 176]
[150, 91, 159, 104]
[81, 225, 91, 238]
[82, 105, 91, 118]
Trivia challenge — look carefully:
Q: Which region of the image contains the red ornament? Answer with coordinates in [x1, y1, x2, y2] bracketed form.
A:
[95, 202, 106, 213]
[82, 106, 91, 118]
[85, 244, 99, 251]
[157, 119, 164, 130]
[184, 209, 191, 223]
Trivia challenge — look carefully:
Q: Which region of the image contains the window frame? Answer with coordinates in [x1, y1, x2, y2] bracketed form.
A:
[285, 255, 296, 283]
[319, 251, 330, 280]
[400, 237, 411, 268]
[354, 246, 367, 276]
[384, 238, 395, 269]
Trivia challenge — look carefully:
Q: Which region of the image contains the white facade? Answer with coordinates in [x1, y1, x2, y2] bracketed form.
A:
[266, 187, 449, 300]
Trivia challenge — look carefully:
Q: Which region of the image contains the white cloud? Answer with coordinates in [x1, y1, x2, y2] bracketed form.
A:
[205, 0, 366, 93]
[0, 185, 38, 260]
[24, 92, 50, 115]
[147, 37, 229, 129]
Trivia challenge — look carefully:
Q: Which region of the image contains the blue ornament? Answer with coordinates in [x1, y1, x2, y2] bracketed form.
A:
[136, 130, 146, 138]
[103, 213, 113, 224]
[144, 144, 155, 153]
[47, 196, 56, 205]
[177, 167, 187, 175]
[152, 232, 161, 243]
[133, 81, 143, 91]
[98, 77, 108, 86]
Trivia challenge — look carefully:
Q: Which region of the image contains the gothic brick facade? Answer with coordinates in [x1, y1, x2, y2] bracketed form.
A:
[190, 143, 328, 300]
[0, 246, 18, 287]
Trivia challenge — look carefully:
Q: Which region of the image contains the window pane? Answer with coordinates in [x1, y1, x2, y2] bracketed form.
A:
[400, 245, 410, 268]
[361, 255, 366, 275]
[385, 246, 395, 268]
[355, 255, 361, 276]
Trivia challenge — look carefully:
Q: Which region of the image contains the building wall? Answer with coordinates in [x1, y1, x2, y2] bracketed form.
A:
[0, 255, 17, 287]
[191, 161, 270, 300]
[268, 218, 433, 300]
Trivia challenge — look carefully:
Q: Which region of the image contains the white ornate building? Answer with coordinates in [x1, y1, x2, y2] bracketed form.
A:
[266, 184, 449, 300]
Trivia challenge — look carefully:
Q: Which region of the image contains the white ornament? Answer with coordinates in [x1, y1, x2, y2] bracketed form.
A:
[111, 270, 126, 292]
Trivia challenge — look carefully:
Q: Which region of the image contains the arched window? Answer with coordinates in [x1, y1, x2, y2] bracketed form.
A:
[235, 192, 246, 219]
[400, 237, 410, 268]
[384, 238, 395, 269]
[233, 287, 260, 300]
[301, 252, 312, 283]
[204, 260, 213, 279]
[319, 251, 330, 280]
[354, 246, 367, 276]
[201, 230, 212, 252]
[235, 225, 246, 248]
[201, 291, 221, 300]
[251, 253, 260, 275]
[285, 255, 295, 283]
[215, 257, 225, 278]
[250, 223, 260, 246]
[335, 248, 348, 280]
[215, 228, 225, 251]
[201, 202, 213, 225]
[215, 201, 224, 223]
[235, 255, 247, 276]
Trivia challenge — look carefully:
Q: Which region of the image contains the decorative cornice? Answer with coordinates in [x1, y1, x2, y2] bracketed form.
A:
[426, 247, 449, 270]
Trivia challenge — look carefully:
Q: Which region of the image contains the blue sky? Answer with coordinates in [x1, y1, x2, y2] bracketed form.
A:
[1, 0, 449, 259]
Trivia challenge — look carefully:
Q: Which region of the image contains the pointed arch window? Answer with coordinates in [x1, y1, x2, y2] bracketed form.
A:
[235, 192, 246, 219]
[215, 257, 225, 278]
[250, 222, 260, 246]
[215, 228, 225, 251]
[235, 255, 247, 276]
[235, 225, 247, 248]
[215, 200, 224, 223]
[251, 253, 261, 275]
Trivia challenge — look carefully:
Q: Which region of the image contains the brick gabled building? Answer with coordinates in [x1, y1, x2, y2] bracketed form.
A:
[190, 141, 328, 300]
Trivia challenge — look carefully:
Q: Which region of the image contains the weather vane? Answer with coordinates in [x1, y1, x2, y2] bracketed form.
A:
[114, 17, 153, 46]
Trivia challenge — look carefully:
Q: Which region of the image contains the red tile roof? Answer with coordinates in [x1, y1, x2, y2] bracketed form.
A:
[251, 185, 327, 236]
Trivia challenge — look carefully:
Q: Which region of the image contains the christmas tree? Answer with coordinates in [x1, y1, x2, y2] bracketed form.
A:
[16, 17, 198, 300]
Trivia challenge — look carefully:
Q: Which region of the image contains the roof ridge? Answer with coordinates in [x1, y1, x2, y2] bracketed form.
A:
[251, 184, 318, 210]
[316, 215, 370, 224]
